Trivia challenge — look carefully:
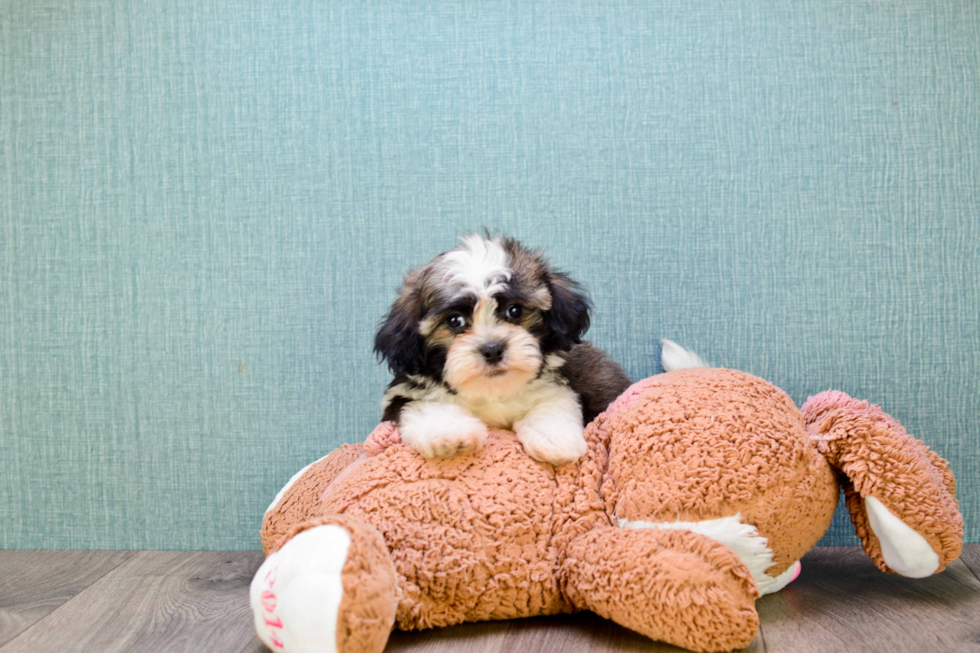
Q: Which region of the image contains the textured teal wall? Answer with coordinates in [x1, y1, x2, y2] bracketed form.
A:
[1, 1, 977, 550]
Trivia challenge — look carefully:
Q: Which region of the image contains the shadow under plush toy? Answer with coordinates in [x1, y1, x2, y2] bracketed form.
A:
[251, 366, 963, 653]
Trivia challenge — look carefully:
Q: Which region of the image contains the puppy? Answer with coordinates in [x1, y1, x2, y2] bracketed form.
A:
[374, 234, 632, 466]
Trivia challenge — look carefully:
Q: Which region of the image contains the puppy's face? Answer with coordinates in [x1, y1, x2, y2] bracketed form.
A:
[375, 235, 591, 399]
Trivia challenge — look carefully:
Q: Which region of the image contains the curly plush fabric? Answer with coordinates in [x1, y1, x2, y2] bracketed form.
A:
[364, 421, 401, 456]
[258, 368, 964, 653]
[801, 391, 963, 573]
[562, 526, 760, 653]
[269, 514, 401, 653]
[596, 368, 838, 575]
[318, 430, 574, 629]
[262, 444, 367, 554]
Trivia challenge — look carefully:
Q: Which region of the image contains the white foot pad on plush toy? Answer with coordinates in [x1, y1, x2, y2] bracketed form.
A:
[864, 496, 940, 578]
[765, 559, 802, 594]
[619, 513, 801, 596]
[250, 525, 351, 653]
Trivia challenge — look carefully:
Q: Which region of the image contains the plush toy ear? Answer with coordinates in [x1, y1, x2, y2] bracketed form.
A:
[543, 271, 591, 351]
[373, 286, 426, 376]
[802, 391, 963, 577]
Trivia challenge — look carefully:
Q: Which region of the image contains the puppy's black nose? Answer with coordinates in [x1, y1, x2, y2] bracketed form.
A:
[480, 342, 505, 364]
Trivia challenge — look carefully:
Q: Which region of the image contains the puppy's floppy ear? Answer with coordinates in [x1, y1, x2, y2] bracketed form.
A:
[543, 270, 591, 351]
[374, 278, 427, 376]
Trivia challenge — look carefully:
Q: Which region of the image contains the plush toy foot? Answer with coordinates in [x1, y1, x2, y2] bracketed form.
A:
[618, 513, 802, 596]
[250, 516, 399, 653]
[802, 391, 963, 577]
[563, 527, 760, 653]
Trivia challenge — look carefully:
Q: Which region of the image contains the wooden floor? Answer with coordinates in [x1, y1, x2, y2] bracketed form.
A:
[1, 547, 978, 653]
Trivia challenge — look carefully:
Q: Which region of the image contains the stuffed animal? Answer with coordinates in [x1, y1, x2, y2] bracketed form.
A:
[250, 367, 963, 653]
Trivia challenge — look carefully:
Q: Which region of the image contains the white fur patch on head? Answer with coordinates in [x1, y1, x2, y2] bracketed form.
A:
[619, 513, 798, 595]
[439, 235, 512, 297]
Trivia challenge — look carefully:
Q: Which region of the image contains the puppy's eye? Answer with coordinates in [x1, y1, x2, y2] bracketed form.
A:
[446, 314, 467, 330]
[505, 304, 524, 321]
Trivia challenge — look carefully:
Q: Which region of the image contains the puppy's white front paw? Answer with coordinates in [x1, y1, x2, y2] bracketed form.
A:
[515, 419, 587, 466]
[399, 402, 489, 458]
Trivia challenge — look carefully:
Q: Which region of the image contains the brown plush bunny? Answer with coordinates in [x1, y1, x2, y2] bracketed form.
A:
[250, 367, 963, 653]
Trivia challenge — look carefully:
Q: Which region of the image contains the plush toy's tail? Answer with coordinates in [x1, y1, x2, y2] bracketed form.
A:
[801, 391, 963, 577]
[660, 339, 709, 372]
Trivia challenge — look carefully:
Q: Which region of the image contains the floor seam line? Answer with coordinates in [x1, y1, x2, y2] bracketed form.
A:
[0, 550, 140, 652]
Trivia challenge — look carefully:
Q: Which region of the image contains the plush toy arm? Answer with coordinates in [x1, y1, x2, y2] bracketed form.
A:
[364, 421, 402, 455]
[561, 526, 760, 653]
[801, 391, 963, 577]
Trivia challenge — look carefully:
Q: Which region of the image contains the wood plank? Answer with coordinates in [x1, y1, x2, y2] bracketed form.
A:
[239, 636, 269, 653]
[9, 546, 977, 653]
[959, 544, 980, 582]
[0, 550, 134, 646]
[498, 613, 762, 653]
[757, 546, 980, 653]
[385, 612, 762, 653]
[238, 636, 268, 653]
[385, 620, 511, 653]
[0, 551, 264, 653]
[238, 619, 512, 653]
[230, 546, 980, 653]
[241, 611, 764, 653]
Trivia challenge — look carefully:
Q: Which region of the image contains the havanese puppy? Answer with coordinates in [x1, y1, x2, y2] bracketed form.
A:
[374, 234, 632, 466]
